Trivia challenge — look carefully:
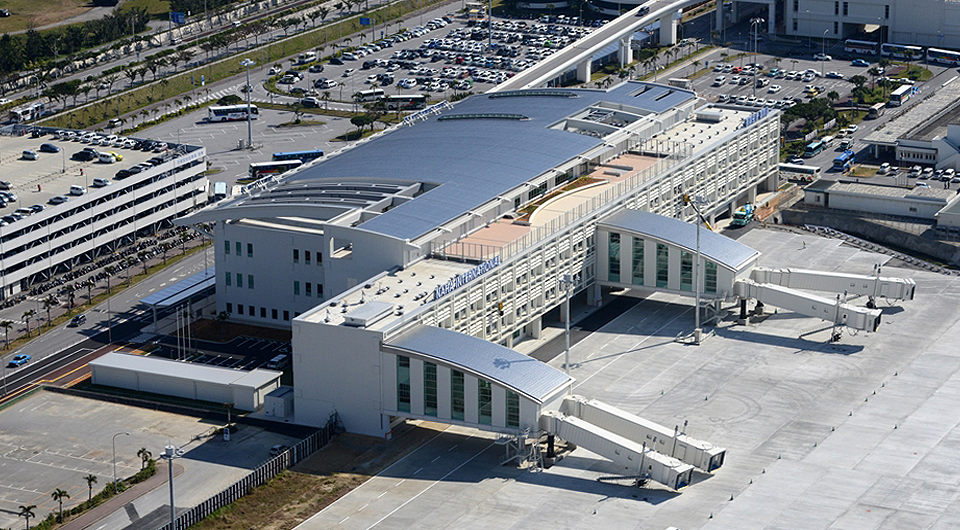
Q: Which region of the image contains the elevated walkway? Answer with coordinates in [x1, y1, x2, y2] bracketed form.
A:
[749, 267, 916, 308]
[734, 280, 882, 332]
[559, 395, 725, 472]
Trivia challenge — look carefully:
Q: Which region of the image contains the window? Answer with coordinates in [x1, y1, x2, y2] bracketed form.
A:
[834, 21, 838, 34]
[397, 356, 411, 413]
[451, 370, 465, 420]
[283, 310, 290, 321]
[224, 240, 230, 255]
[793, 19, 798, 31]
[834, 1, 838, 14]
[514, 197, 521, 209]
[842, 1, 847, 15]
[238, 304, 244, 315]
[305, 251, 311, 265]
[306, 282, 312, 297]
[656, 243, 669, 288]
[793, 0, 798, 11]
[632, 238, 644, 285]
[226, 303, 232, 313]
[705, 261, 718, 294]
[424, 362, 437, 416]
[608, 233, 620, 283]
[478, 380, 492, 425]
[293, 249, 299, 263]
[235, 242, 241, 255]
[680, 251, 693, 292]
[260, 307, 266, 318]
[272, 308, 278, 320]
[248, 275, 254, 289]
[506, 390, 520, 428]
[236, 273, 243, 288]
[247, 243, 253, 257]
[885, 4, 889, 18]
[225, 272, 231, 286]
[294, 281, 300, 295]
[318, 252, 322, 264]
[318, 284, 323, 297]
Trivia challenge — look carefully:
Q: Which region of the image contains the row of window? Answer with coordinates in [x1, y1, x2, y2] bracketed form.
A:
[225, 272, 254, 289]
[293, 248, 322, 265]
[397, 355, 520, 428]
[224, 302, 301, 321]
[609, 236, 718, 294]
[293, 280, 324, 297]
[224, 240, 254, 257]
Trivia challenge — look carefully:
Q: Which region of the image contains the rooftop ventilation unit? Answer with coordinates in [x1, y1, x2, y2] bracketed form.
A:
[696, 109, 723, 123]
[343, 301, 394, 327]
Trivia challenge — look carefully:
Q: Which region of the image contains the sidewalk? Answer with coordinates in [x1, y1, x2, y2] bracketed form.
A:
[59, 463, 184, 530]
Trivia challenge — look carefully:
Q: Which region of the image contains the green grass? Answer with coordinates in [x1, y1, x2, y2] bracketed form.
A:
[41, 0, 445, 130]
[118, 0, 171, 17]
[0, 0, 91, 33]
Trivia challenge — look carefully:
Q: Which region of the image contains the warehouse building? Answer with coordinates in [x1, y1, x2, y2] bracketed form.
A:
[0, 126, 207, 298]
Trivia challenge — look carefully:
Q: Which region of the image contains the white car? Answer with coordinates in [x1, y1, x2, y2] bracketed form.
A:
[342, 68, 355, 77]
[814, 53, 832, 61]
[845, 124, 859, 133]
[729, 75, 741, 84]
[712, 76, 726, 86]
[768, 85, 781, 93]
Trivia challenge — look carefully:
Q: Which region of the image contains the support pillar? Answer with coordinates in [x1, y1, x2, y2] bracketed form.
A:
[618, 36, 631, 68]
[659, 15, 677, 46]
[748, 186, 757, 203]
[587, 282, 602, 306]
[576, 60, 592, 83]
[715, 2, 724, 37]
[767, 3, 775, 34]
[529, 317, 542, 339]
[739, 298, 747, 321]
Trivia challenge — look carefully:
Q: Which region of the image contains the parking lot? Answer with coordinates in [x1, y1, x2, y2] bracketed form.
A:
[154, 335, 290, 372]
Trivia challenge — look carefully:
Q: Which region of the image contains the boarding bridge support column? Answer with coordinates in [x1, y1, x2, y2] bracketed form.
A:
[660, 14, 678, 46]
[766, 4, 775, 33]
[577, 60, 592, 83]
[748, 186, 757, 204]
[618, 36, 631, 67]
[716, 2, 724, 35]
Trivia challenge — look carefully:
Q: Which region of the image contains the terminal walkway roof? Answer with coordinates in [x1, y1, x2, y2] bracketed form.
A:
[387, 325, 572, 403]
[140, 267, 216, 308]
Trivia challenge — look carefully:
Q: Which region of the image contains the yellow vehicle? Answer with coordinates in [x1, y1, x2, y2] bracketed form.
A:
[108, 151, 123, 161]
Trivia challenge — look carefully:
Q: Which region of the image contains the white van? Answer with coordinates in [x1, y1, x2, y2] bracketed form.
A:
[821, 135, 835, 147]
[69, 185, 86, 196]
[298, 51, 317, 64]
[97, 152, 116, 163]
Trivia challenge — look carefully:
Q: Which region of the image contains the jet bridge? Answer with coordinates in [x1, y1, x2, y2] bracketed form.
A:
[750, 267, 916, 308]
[539, 411, 695, 491]
[559, 395, 725, 472]
[734, 279, 883, 332]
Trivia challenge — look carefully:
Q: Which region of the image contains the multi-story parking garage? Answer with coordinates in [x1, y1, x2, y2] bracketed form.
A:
[182, 82, 783, 436]
[0, 126, 207, 298]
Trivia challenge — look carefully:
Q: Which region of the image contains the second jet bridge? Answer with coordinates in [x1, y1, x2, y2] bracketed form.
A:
[735, 280, 883, 332]
[749, 267, 916, 307]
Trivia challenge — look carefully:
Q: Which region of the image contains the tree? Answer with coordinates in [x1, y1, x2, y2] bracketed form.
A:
[322, 90, 332, 110]
[318, 6, 331, 43]
[138, 250, 150, 275]
[867, 66, 880, 88]
[63, 284, 76, 309]
[22, 310, 34, 337]
[84, 474, 98, 501]
[18, 504, 36, 530]
[51, 488, 69, 522]
[0, 320, 11, 349]
[827, 90, 840, 104]
[124, 67, 137, 88]
[43, 295, 57, 327]
[137, 447, 152, 470]
[691, 59, 700, 76]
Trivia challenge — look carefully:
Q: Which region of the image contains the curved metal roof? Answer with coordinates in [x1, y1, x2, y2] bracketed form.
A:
[599, 209, 761, 271]
[387, 325, 572, 403]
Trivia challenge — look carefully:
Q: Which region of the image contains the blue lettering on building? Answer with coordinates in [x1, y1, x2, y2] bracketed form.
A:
[433, 256, 501, 301]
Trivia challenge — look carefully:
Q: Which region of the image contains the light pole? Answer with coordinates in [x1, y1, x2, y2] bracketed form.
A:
[750, 17, 764, 99]
[112, 432, 130, 494]
[560, 273, 574, 379]
[240, 59, 255, 149]
[160, 445, 183, 530]
[685, 194, 708, 345]
[822, 29, 829, 78]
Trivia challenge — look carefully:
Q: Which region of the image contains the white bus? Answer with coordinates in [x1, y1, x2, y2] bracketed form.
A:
[779, 163, 821, 182]
[881, 43, 923, 60]
[889, 85, 917, 107]
[9, 102, 45, 122]
[207, 104, 259, 122]
[667, 78, 694, 89]
[844, 39, 879, 55]
[355, 88, 386, 102]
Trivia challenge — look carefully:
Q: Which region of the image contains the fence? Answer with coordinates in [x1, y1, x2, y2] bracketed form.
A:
[155, 413, 342, 530]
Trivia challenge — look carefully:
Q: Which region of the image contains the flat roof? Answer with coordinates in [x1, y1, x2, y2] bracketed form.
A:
[863, 79, 960, 146]
[824, 181, 956, 201]
[387, 325, 572, 403]
[211, 83, 696, 242]
[140, 267, 216, 307]
[598, 209, 761, 271]
[90, 352, 282, 386]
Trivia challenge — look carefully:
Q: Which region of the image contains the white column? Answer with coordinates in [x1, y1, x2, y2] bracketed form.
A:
[618, 36, 631, 67]
[660, 15, 678, 46]
[767, 3, 775, 34]
[577, 60, 592, 83]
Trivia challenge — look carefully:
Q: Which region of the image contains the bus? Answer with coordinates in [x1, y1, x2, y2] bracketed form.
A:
[208, 104, 259, 122]
[844, 39, 879, 55]
[248, 160, 303, 179]
[926, 47, 960, 67]
[881, 43, 924, 60]
[889, 85, 917, 107]
[9, 102, 45, 122]
[272, 149, 324, 162]
[867, 102, 886, 119]
[380, 94, 428, 111]
[804, 140, 824, 158]
[667, 78, 694, 89]
[355, 88, 386, 103]
[779, 163, 821, 182]
[833, 150, 855, 171]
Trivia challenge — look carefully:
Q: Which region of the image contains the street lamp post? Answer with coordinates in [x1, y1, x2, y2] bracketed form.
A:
[560, 273, 574, 380]
[685, 195, 708, 345]
[822, 29, 829, 78]
[240, 59, 255, 149]
[160, 445, 183, 530]
[112, 432, 130, 494]
[750, 17, 764, 99]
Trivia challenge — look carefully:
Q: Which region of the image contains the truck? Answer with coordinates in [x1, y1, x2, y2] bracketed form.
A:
[730, 204, 755, 227]
[213, 181, 227, 201]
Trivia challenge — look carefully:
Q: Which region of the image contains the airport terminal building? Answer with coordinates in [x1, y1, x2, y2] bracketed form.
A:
[184, 82, 782, 436]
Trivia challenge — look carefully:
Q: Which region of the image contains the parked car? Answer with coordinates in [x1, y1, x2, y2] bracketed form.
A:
[787, 156, 804, 164]
[308, 64, 325, 73]
[92, 177, 110, 187]
[814, 53, 832, 61]
[768, 84, 781, 93]
[69, 314, 86, 327]
[7, 354, 30, 368]
[852, 58, 869, 67]
[21, 150, 38, 160]
[39, 143, 61, 153]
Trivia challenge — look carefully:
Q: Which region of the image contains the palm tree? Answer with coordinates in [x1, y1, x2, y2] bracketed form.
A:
[137, 447, 152, 470]
[63, 284, 76, 309]
[867, 67, 880, 89]
[0, 320, 11, 349]
[43, 295, 57, 327]
[52, 488, 70, 522]
[18, 504, 36, 530]
[22, 310, 34, 337]
[827, 90, 840, 105]
[84, 474, 98, 501]
[690, 59, 700, 76]
[322, 90, 331, 110]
